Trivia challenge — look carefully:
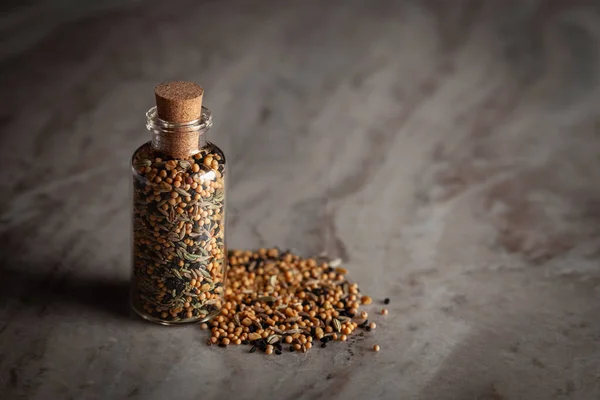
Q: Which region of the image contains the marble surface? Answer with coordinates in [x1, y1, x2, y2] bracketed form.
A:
[2, 1, 600, 399]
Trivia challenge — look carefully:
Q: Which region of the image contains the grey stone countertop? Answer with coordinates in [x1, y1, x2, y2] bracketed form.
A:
[1, 1, 600, 399]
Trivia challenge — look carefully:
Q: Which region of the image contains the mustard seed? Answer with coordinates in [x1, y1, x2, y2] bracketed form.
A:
[369, 322, 376, 330]
[373, 344, 380, 352]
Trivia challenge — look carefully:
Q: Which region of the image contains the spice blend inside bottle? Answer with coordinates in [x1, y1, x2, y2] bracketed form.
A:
[131, 81, 227, 325]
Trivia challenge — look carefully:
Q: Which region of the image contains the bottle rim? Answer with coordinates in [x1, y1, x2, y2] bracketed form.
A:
[146, 106, 213, 134]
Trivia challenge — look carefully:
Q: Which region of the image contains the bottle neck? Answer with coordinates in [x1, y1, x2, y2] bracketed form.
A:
[146, 106, 212, 158]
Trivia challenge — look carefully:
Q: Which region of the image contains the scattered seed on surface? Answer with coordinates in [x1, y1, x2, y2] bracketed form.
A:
[203, 248, 380, 355]
[373, 344, 380, 352]
[381, 309, 388, 315]
[384, 298, 390, 304]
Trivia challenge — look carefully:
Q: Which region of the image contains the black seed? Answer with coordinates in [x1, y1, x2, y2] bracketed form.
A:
[320, 337, 328, 343]
[366, 326, 371, 332]
[249, 346, 256, 353]
[218, 343, 227, 348]
[321, 343, 327, 348]
[275, 350, 282, 355]
[384, 298, 390, 304]
[242, 340, 249, 345]
[249, 325, 256, 333]
[289, 346, 295, 352]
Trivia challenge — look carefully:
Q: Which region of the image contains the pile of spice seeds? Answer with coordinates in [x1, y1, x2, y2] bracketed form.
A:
[203, 248, 386, 354]
[131, 144, 226, 323]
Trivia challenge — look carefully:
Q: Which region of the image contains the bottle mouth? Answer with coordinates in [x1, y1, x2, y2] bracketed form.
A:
[146, 106, 213, 133]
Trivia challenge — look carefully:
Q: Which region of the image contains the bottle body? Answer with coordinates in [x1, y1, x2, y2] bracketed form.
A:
[131, 107, 227, 325]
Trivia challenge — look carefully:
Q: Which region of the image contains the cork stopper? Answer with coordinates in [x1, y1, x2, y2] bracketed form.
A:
[155, 81, 204, 123]
[152, 81, 205, 158]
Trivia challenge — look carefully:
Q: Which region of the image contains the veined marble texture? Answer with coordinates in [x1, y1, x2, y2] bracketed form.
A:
[1, 1, 600, 399]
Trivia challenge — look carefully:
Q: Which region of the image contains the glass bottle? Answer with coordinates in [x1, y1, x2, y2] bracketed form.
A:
[131, 82, 227, 325]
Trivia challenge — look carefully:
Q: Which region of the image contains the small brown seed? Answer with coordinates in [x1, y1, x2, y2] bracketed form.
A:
[248, 333, 261, 341]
